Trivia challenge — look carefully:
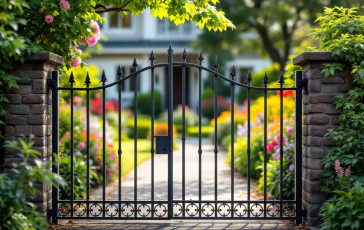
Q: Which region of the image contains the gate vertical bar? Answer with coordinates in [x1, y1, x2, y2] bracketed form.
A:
[85, 72, 91, 217]
[230, 66, 236, 218]
[132, 58, 138, 218]
[295, 71, 303, 225]
[117, 66, 123, 218]
[167, 44, 174, 219]
[263, 73, 268, 218]
[150, 52, 156, 217]
[213, 57, 219, 217]
[101, 70, 107, 217]
[198, 53, 203, 217]
[69, 72, 75, 217]
[247, 71, 252, 217]
[51, 71, 59, 224]
[279, 73, 284, 217]
[182, 49, 187, 217]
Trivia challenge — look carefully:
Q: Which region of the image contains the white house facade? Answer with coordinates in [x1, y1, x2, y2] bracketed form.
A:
[87, 9, 271, 109]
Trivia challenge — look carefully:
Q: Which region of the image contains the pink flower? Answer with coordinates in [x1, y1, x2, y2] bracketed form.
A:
[335, 160, 343, 178]
[39, 8, 45, 14]
[77, 49, 82, 55]
[74, 96, 82, 103]
[110, 153, 116, 159]
[96, 166, 100, 170]
[286, 127, 293, 135]
[108, 172, 113, 179]
[60, 0, 70, 10]
[44, 15, 54, 24]
[65, 131, 70, 137]
[345, 166, 351, 177]
[272, 150, 280, 160]
[91, 21, 100, 34]
[107, 167, 111, 172]
[71, 58, 81, 67]
[87, 34, 99, 47]
[78, 142, 86, 150]
[267, 143, 273, 152]
[289, 164, 295, 171]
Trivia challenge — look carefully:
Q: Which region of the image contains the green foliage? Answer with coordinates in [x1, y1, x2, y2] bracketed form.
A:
[187, 126, 213, 137]
[202, 88, 214, 100]
[159, 107, 199, 132]
[136, 91, 162, 117]
[311, 6, 364, 194]
[320, 183, 364, 230]
[0, 139, 65, 230]
[126, 117, 154, 139]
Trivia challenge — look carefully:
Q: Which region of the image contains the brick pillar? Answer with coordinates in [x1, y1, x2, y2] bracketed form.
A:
[3, 52, 63, 213]
[293, 52, 352, 227]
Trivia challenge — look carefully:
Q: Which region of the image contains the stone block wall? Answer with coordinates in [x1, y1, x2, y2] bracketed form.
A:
[2, 52, 63, 213]
[293, 52, 352, 227]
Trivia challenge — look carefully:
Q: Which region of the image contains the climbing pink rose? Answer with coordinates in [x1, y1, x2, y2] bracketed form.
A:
[286, 127, 293, 135]
[91, 21, 100, 34]
[81, 37, 87, 45]
[87, 34, 99, 47]
[39, 8, 45, 14]
[44, 15, 54, 24]
[71, 58, 81, 67]
[60, 0, 70, 10]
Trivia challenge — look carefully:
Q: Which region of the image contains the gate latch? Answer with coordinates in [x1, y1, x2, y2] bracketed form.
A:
[155, 136, 169, 154]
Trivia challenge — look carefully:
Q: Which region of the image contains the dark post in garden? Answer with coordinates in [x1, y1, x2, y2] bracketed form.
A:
[293, 52, 353, 227]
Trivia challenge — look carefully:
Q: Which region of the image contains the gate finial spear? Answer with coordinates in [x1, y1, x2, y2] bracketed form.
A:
[198, 52, 204, 64]
[247, 70, 252, 85]
[263, 72, 269, 87]
[100, 70, 107, 85]
[278, 71, 285, 86]
[230, 65, 236, 80]
[214, 56, 219, 72]
[132, 57, 138, 72]
[149, 50, 156, 65]
[182, 49, 187, 62]
[68, 71, 75, 86]
[116, 65, 123, 80]
[84, 72, 91, 87]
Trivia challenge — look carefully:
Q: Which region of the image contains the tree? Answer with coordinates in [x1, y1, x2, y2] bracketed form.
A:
[195, 0, 364, 71]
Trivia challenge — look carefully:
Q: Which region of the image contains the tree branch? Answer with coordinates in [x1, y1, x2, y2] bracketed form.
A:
[94, 1, 133, 14]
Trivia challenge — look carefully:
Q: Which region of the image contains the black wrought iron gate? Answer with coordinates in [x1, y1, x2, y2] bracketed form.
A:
[49, 44, 304, 224]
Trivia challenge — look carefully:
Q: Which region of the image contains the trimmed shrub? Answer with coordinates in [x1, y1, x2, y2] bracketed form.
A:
[126, 118, 155, 139]
[136, 91, 162, 117]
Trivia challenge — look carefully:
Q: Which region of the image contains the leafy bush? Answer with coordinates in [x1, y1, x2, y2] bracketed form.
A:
[320, 182, 364, 230]
[0, 139, 65, 230]
[187, 126, 213, 137]
[154, 123, 177, 137]
[201, 96, 230, 119]
[58, 102, 118, 200]
[126, 117, 155, 139]
[202, 88, 214, 100]
[158, 106, 199, 132]
[310, 6, 364, 195]
[136, 91, 163, 117]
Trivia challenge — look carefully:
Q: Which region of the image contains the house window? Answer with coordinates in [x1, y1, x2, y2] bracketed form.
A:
[157, 18, 192, 34]
[239, 67, 251, 83]
[117, 66, 139, 92]
[109, 12, 132, 29]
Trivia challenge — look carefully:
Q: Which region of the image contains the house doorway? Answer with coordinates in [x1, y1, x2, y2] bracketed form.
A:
[165, 67, 190, 109]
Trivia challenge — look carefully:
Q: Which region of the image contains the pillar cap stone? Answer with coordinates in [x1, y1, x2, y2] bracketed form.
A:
[293, 52, 334, 66]
[25, 52, 64, 66]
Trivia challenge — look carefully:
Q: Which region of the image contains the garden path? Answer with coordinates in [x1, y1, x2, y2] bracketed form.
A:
[92, 138, 256, 201]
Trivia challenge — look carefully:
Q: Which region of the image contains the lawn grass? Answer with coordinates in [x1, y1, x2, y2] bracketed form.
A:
[120, 139, 152, 176]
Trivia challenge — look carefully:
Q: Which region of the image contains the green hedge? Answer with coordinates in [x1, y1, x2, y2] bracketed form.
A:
[187, 126, 213, 137]
[126, 117, 156, 139]
[136, 91, 162, 117]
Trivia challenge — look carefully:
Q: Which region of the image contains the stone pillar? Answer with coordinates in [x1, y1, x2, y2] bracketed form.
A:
[3, 52, 63, 213]
[293, 52, 352, 227]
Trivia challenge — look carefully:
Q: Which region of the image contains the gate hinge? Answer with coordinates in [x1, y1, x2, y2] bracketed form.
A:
[47, 208, 57, 220]
[47, 78, 56, 92]
[297, 78, 308, 94]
